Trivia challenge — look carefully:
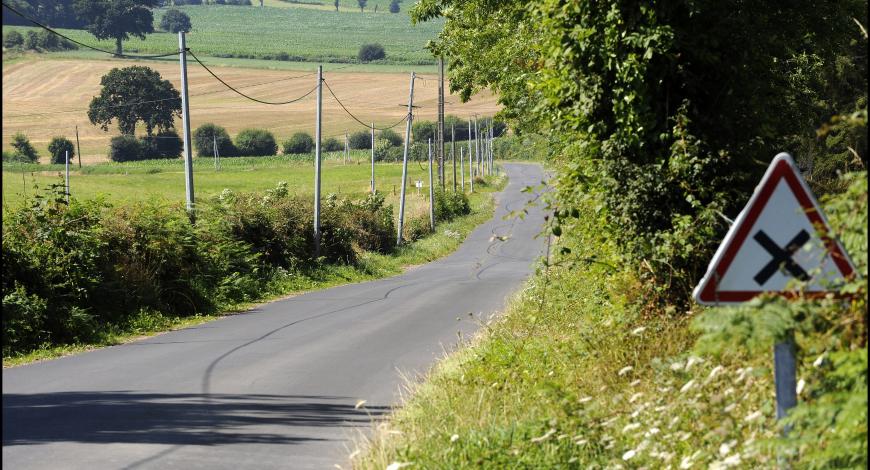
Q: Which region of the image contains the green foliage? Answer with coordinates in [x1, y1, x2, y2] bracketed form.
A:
[193, 122, 236, 157]
[282, 132, 314, 154]
[348, 130, 372, 150]
[160, 8, 192, 33]
[141, 129, 183, 159]
[411, 119, 435, 142]
[88, 66, 181, 136]
[492, 133, 547, 161]
[379, 128, 403, 147]
[373, 138, 393, 161]
[322, 136, 343, 152]
[433, 189, 469, 222]
[108, 135, 145, 162]
[73, 0, 160, 55]
[234, 128, 278, 156]
[9, 132, 39, 163]
[48, 137, 75, 164]
[358, 42, 385, 62]
[23, 30, 38, 50]
[3, 30, 23, 48]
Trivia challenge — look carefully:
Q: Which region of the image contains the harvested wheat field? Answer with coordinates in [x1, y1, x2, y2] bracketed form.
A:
[2, 57, 500, 163]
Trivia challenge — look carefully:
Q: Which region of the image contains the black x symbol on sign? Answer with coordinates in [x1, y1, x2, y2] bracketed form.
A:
[753, 230, 811, 286]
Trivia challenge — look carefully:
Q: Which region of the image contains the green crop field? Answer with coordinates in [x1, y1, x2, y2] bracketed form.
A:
[2, 152, 475, 211]
[2, 4, 442, 65]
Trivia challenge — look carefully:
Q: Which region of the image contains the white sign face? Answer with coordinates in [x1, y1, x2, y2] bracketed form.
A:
[693, 153, 856, 305]
[415, 180, 423, 188]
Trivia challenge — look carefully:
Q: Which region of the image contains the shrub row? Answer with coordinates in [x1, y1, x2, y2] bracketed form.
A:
[109, 131, 183, 162]
[3, 30, 77, 52]
[1, 182, 395, 355]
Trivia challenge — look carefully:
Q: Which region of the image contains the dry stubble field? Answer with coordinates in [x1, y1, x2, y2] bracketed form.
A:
[2, 57, 500, 163]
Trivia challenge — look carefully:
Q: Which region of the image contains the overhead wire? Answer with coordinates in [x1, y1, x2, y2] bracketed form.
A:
[188, 50, 319, 105]
[0, 1, 178, 59]
[322, 79, 408, 131]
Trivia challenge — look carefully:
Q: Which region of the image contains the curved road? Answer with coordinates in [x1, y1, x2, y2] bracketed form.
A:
[2, 163, 548, 469]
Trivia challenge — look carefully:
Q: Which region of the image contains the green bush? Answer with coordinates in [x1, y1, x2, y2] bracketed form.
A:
[193, 123, 236, 157]
[10, 132, 39, 163]
[348, 130, 372, 150]
[402, 214, 431, 243]
[108, 135, 145, 162]
[358, 43, 385, 62]
[434, 189, 471, 222]
[234, 128, 278, 156]
[48, 136, 75, 164]
[412, 120, 435, 142]
[380, 128, 403, 147]
[322, 136, 343, 152]
[282, 132, 314, 154]
[3, 30, 23, 49]
[141, 130, 183, 159]
[22, 31, 38, 50]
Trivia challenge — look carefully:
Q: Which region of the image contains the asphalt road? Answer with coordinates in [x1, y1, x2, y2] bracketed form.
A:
[2, 163, 548, 470]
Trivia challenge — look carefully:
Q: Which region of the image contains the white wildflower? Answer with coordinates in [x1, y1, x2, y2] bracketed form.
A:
[706, 365, 724, 382]
[385, 463, 411, 470]
[631, 326, 647, 336]
[630, 379, 642, 387]
[645, 427, 661, 437]
[723, 453, 741, 467]
[744, 410, 763, 422]
[619, 366, 634, 376]
[623, 422, 641, 433]
[575, 439, 588, 446]
[685, 356, 703, 371]
[601, 417, 618, 427]
[719, 442, 732, 456]
[796, 378, 806, 395]
[450, 434, 459, 443]
[579, 396, 593, 403]
[622, 449, 637, 461]
[630, 392, 643, 403]
[670, 361, 684, 371]
[679, 456, 694, 469]
[680, 380, 696, 393]
[531, 428, 556, 443]
[723, 403, 736, 413]
[723, 387, 735, 396]
[813, 353, 826, 368]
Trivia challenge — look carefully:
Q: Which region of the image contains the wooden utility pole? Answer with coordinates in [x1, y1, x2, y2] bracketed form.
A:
[64, 150, 70, 203]
[314, 65, 323, 257]
[428, 138, 435, 231]
[467, 119, 473, 192]
[371, 122, 375, 193]
[178, 31, 195, 218]
[451, 124, 456, 192]
[397, 72, 416, 246]
[74, 125, 82, 168]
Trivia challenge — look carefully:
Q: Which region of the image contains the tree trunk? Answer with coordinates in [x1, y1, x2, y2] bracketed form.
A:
[115, 36, 122, 56]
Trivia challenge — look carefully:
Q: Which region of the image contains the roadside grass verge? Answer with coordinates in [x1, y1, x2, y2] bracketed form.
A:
[2, 173, 505, 368]
[355, 174, 866, 468]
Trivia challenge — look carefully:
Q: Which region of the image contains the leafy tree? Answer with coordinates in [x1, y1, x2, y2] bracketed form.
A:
[141, 130, 183, 159]
[88, 66, 181, 136]
[10, 133, 39, 163]
[389, 0, 399, 14]
[159, 9, 191, 33]
[193, 123, 236, 156]
[234, 128, 277, 156]
[108, 135, 144, 162]
[73, 0, 159, 56]
[282, 132, 314, 154]
[3, 30, 23, 48]
[412, 120, 435, 142]
[357, 0, 366, 13]
[358, 43, 385, 62]
[48, 137, 75, 164]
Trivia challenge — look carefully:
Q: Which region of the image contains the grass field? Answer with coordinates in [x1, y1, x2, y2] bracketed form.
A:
[2, 3, 441, 64]
[2, 154, 489, 213]
[2, 57, 498, 162]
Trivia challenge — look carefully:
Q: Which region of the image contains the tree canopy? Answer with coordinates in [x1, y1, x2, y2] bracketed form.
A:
[87, 66, 181, 136]
[73, 0, 160, 55]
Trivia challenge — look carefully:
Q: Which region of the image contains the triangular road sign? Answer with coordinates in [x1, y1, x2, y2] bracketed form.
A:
[694, 153, 856, 305]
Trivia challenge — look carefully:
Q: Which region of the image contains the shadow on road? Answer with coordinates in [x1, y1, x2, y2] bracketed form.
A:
[3, 392, 388, 446]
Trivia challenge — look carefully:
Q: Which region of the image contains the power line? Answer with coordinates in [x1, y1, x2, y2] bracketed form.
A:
[0, 1, 178, 59]
[188, 50, 319, 105]
[322, 79, 408, 131]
